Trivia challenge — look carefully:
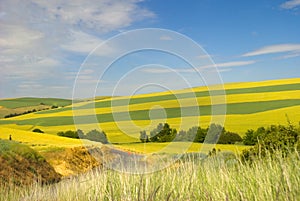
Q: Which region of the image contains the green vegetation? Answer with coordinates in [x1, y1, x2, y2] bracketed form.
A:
[57, 129, 108, 144]
[242, 123, 300, 160]
[140, 123, 242, 144]
[84, 129, 108, 144]
[0, 149, 299, 201]
[0, 97, 71, 109]
[57, 130, 80, 139]
[32, 128, 44, 133]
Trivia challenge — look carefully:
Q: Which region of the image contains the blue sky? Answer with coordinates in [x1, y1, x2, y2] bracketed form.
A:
[1, 0, 300, 98]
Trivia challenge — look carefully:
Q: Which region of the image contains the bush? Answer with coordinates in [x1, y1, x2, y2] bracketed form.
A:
[218, 131, 242, 144]
[242, 123, 300, 161]
[32, 128, 44, 133]
[84, 129, 108, 144]
[57, 130, 79, 139]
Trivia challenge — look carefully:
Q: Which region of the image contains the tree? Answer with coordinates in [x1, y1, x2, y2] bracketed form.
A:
[139, 130, 149, 143]
[149, 123, 163, 142]
[57, 130, 79, 139]
[149, 123, 176, 142]
[77, 129, 85, 138]
[85, 129, 108, 144]
[194, 127, 207, 143]
[218, 131, 242, 144]
[175, 130, 187, 141]
[205, 124, 225, 144]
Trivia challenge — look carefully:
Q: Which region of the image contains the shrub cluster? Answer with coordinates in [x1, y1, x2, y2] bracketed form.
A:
[57, 129, 108, 144]
[140, 123, 242, 144]
[242, 123, 300, 160]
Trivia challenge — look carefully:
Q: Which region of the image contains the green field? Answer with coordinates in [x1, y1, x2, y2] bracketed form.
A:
[0, 97, 72, 109]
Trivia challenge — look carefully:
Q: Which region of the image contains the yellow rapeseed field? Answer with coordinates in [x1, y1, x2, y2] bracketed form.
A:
[20, 89, 300, 119]
[0, 127, 82, 151]
[115, 142, 250, 154]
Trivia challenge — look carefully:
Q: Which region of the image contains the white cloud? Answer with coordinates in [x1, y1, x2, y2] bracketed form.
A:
[242, 44, 300, 57]
[61, 30, 117, 56]
[61, 31, 103, 54]
[201, 60, 256, 69]
[280, 0, 300, 9]
[30, 0, 155, 33]
[141, 60, 256, 74]
[0, 0, 155, 98]
[274, 53, 300, 60]
[159, 35, 173, 41]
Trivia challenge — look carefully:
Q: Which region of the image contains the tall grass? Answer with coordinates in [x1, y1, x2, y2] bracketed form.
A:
[1, 150, 299, 201]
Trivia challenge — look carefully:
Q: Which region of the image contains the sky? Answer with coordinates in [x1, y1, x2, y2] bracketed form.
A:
[1, 0, 300, 98]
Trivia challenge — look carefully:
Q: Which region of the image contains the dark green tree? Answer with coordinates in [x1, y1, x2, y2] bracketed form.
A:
[194, 127, 207, 143]
[218, 131, 242, 144]
[149, 123, 176, 142]
[139, 130, 149, 143]
[85, 129, 108, 144]
[205, 124, 225, 144]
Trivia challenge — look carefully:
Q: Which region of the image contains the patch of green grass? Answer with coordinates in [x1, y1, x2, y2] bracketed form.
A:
[2, 99, 300, 127]
[0, 97, 72, 109]
[0, 139, 45, 162]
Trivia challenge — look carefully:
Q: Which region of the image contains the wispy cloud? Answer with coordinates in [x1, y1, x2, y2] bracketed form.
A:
[0, 0, 155, 98]
[280, 0, 300, 9]
[142, 60, 256, 74]
[202, 61, 256, 69]
[159, 35, 173, 41]
[242, 44, 300, 57]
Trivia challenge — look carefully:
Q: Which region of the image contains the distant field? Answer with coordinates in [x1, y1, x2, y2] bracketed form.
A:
[0, 97, 72, 119]
[0, 97, 72, 109]
[1, 99, 300, 127]
[0, 78, 300, 145]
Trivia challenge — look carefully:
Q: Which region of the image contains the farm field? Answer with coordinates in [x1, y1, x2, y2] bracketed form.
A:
[115, 142, 249, 154]
[0, 127, 83, 151]
[0, 97, 72, 118]
[0, 78, 299, 144]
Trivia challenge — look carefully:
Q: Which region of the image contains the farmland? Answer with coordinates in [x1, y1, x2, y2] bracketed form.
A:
[0, 78, 300, 201]
[0, 78, 299, 144]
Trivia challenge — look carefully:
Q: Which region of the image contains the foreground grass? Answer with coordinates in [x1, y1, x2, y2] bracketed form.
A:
[1, 151, 299, 201]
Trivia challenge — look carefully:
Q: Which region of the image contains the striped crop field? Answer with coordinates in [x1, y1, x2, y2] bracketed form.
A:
[0, 78, 300, 146]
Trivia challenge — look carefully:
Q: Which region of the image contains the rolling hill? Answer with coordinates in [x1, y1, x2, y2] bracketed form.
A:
[0, 78, 300, 146]
[0, 97, 72, 118]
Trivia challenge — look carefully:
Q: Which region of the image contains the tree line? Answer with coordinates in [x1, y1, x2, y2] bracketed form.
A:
[57, 129, 108, 144]
[139, 123, 243, 144]
[4, 104, 59, 118]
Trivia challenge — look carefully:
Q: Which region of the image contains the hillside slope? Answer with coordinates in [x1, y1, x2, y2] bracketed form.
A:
[0, 140, 61, 185]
